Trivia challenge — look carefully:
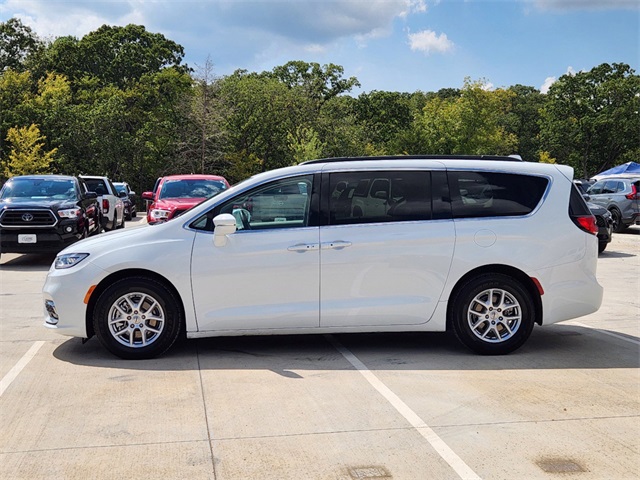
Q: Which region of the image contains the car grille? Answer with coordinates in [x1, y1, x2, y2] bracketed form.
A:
[595, 216, 606, 227]
[0, 209, 57, 227]
[172, 209, 188, 218]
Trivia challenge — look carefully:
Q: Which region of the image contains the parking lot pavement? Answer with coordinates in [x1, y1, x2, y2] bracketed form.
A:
[0, 226, 638, 479]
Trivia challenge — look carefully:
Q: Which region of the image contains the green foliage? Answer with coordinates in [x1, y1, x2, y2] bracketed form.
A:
[36, 25, 187, 89]
[288, 126, 325, 164]
[0, 18, 44, 72]
[540, 63, 640, 178]
[3, 124, 57, 176]
[408, 78, 517, 155]
[271, 61, 360, 107]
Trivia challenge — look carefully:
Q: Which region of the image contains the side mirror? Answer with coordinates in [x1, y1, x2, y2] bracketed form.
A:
[213, 213, 237, 247]
[142, 191, 153, 200]
[118, 191, 127, 198]
[583, 194, 591, 201]
[129, 191, 136, 197]
[83, 191, 98, 199]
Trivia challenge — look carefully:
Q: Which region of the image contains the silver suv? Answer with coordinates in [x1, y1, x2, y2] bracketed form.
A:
[585, 176, 640, 232]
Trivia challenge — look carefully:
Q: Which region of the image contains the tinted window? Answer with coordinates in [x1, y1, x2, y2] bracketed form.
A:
[84, 179, 108, 195]
[329, 171, 431, 225]
[449, 171, 548, 218]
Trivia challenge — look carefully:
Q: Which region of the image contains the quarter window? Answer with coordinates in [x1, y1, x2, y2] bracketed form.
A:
[449, 171, 548, 218]
[328, 171, 431, 225]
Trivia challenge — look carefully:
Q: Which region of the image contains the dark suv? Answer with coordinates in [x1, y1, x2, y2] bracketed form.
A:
[0, 175, 101, 257]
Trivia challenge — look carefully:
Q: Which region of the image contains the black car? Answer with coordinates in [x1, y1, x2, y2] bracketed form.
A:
[114, 182, 137, 220]
[0, 175, 101, 258]
[587, 201, 613, 253]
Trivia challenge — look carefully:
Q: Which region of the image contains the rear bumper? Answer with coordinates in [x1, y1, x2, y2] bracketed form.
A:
[536, 249, 603, 325]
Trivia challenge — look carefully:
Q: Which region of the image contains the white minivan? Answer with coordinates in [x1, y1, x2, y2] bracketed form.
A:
[43, 156, 603, 359]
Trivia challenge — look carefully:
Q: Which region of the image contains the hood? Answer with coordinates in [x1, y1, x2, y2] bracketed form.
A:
[153, 197, 204, 210]
[0, 197, 78, 210]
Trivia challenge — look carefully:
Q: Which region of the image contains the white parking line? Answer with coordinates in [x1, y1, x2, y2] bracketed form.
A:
[0, 341, 45, 397]
[327, 335, 482, 480]
[565, 321, 640, 345]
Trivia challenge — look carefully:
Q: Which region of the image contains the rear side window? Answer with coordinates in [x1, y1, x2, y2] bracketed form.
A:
[449, 171, 548, 219]
[328, 171, 431, 225]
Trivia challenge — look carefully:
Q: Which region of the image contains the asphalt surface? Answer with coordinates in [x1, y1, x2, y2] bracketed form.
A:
[1, 218, 638, 480]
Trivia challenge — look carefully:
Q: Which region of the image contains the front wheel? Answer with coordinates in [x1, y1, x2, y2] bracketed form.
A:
[93, 277, 182, 359]
[450, 273, 535, 355]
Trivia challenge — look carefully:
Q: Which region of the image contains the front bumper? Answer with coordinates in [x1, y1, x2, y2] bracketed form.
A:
[42, 260, 107, 338]
[1, 222, 85, 254]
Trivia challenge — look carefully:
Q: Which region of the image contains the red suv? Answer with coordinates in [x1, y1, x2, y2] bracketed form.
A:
[142, 174, 229, 224]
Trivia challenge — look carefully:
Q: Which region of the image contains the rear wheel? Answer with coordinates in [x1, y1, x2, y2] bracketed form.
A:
[93, 277, 182, 359]
[610, 208, 627, 233]
[598, 241, 608, 253]
[451, 273, 535, 355]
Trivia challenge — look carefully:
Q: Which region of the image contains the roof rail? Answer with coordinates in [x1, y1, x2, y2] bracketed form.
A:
[300, 154, 524, 165]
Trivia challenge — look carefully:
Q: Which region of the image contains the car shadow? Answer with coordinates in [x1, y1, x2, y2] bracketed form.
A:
[0, 253, 55, 271]
[599, 250, 636, 258]
[52, 323, 640, 376]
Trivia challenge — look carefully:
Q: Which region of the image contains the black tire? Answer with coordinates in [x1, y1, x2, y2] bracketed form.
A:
[611, 208, 627, 233]
[598, 241, 607, 253]
[450, 273, 535, 355]
[93, 276, 183, 359]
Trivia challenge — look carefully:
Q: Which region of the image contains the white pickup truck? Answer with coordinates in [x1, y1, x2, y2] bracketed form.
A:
[79, 175, 125, 231]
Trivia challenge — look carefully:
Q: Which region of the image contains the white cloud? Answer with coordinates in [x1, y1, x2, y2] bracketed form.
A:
[540, 66, 580, 93]
[408, 29, 454, 54]
[540, 76, 555, 93]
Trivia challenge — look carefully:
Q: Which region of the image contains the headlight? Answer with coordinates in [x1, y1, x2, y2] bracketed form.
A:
[55, 253, 89, 269]
[150, 209, 170, 220]
[58, 208, 82, 219]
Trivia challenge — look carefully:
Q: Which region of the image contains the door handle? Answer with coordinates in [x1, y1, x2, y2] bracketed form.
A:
[321, 241, 352, 250]
[287, 244, 319, 252]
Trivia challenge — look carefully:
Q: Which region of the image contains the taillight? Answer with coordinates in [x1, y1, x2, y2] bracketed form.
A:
[102, 198, 109, 213]
[625, 184, 639, 200]
[574, 215, 598, 235]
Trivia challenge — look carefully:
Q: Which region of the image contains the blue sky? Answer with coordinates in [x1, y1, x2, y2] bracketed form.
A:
[1, 0, 638, 94]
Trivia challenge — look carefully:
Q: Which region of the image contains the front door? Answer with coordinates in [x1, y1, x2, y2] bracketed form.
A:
[191, 175, 320, 332]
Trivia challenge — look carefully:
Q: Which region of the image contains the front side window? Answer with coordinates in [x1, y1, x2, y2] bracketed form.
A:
[449, 171, 548, 219]
[328, 171, 431, 225]
[192, 175, 314, 232]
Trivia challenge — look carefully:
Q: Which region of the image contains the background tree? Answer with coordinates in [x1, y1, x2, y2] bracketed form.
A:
[3, 124, 57, 176]
[354, 90, 413, 153]
[0, 18, 44, 72]
[288, 126, 325, 164]
[271, 61, 360, 108]
[540, 63, 640, 178]
[37, 24, 187, 89]
[407, 79, 517, 155]
[504, 85, 544, 162]
[177, 56, 226, 175]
